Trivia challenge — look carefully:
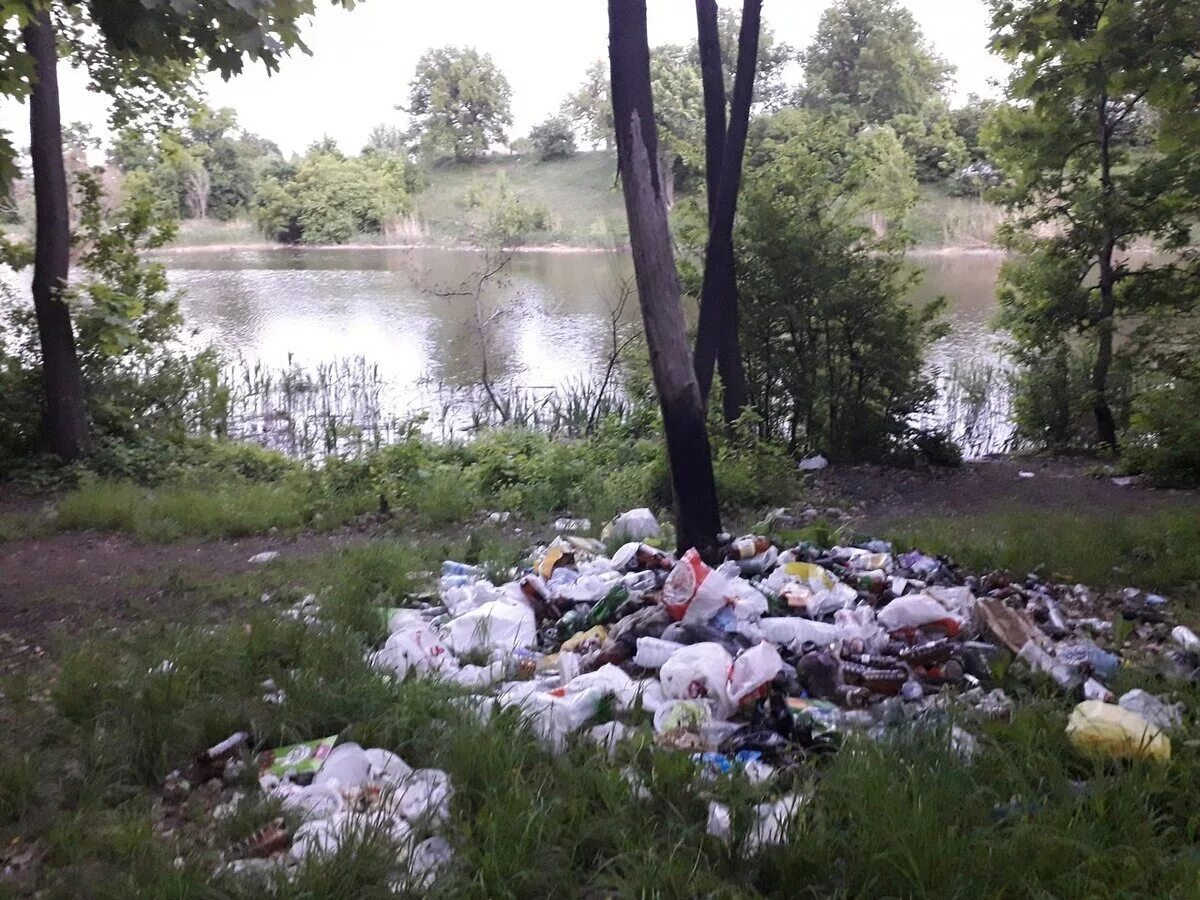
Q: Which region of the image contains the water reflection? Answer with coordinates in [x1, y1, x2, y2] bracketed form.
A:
[2, 246, 1015, 455]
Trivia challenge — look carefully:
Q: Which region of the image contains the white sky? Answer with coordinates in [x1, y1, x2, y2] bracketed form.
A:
[1, 0, 1009, 157]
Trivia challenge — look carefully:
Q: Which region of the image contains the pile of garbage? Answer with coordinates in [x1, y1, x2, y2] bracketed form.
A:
[203, 507, 1193, 872]
[170, 732, 454, 887]
[364, 507, 1190, 771]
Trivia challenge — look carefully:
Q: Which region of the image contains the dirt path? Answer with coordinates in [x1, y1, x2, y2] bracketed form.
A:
[820, 456, 1199, 531]
[0, 529, 364, 673]
[1, 457, 1195, 673]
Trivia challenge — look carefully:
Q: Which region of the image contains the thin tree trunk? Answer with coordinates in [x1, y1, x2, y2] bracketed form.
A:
[609, 0, 722, 557]
[692, 0, 760, 423]
[23, 10, 89, 462]
[1093, 92, 1119, 451]
[695, 0, 726, 227]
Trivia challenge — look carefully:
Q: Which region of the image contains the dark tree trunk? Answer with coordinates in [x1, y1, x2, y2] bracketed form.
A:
[1093, 92, 1119, 451]
[692, 0, 760, 424]
[694, 0, 726, 227]
[23, 10, 89, 462]
[609, 0, 722, 556]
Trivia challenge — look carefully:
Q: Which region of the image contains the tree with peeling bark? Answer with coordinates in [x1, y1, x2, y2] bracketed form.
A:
[0, 1, 355, 462]
[691, 0, 760, 425]
[608, 0, 722, 556]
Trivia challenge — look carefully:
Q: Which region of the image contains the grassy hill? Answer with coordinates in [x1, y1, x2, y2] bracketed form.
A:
[166, 151, 1003, 251]
[413, 150, 1003, 250]
[414, 151, 630, 248]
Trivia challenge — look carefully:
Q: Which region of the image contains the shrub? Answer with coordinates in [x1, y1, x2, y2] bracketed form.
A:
[253, 151, 415, 244]
[528, 116, 577, 161]
[723, 110, 948, 464]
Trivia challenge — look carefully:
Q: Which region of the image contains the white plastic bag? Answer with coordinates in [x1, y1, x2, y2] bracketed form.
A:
[444, 600, 535, 654]
[377, 625, 457, 677]
[365, 748, 412, 786]
[633, 636, 687, 669]
[728, 642, 784, 704]
[759, 617, 843, 650]
[394, 769, 453, 824]
[602, 507, 661, 543]
[659, 642, 734, 714]
[562, 664, 638, 710]
[876, 594, 963, 633]
[312, 742, 370, 788]
[440, 580, 502, 617]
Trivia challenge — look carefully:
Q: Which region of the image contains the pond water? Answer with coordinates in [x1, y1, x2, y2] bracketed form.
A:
[1, 245, 1012, 456]
[161, 246, 1012, 456]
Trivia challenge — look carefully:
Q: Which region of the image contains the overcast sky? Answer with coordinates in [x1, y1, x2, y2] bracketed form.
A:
[2, 0, 1009, 157]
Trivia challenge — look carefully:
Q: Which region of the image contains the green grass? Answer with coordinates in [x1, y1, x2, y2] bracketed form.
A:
[54, 478, 374, 541]
[42, 425, 799, 542]
[413, 151, 629, 247]
[883, 507, 1200, 598]
[5, 527, 1200, 896]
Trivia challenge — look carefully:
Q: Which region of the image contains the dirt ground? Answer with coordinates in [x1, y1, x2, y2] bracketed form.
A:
[819, 456, 1199, 529]
[1, 457, 1196, 674]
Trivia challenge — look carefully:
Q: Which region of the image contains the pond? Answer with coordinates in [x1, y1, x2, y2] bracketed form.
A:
[2, 246, 1012, 457]
[162, 246, 1012, 456]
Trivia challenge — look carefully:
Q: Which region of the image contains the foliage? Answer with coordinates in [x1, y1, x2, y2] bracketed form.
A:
[0, 0, 358, 200]
[462, 173, 553, 245]
[647, 44, 705, 166]
[987, 0, 1200, 458]
[111, 104, 282, 222]
[528, 115, 577, 162]
[1122, 315, 1200, 487]
[890, 104, 969, 183]
[0, 171, 227, 471]
[253, 149, 415, 244]
[405, 46, 513, 161]
[362, 123, 409, 157]
[800, 0, 954, 125]
[949, 94, 999, 164]
[560, 59, 614, 149]
[728, 109, 947, 463]
[562, 9, 792, 154]
[1006, 339, 1132, 453]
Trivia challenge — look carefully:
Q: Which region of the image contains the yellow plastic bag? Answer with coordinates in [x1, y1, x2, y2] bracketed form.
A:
[781, 562, 839, 592]
[1066, 700, 1171, 762]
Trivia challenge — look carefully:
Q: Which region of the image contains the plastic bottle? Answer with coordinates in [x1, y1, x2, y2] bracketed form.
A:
[556, 608, 591, 642]
[588, 584, 630, 627]
[728, 536, 772, 561]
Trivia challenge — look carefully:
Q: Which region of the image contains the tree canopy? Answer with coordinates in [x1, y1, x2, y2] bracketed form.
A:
[987, 0, 1200, 452]
[404, 46, 513, 161]
[800, 0, 953, 125]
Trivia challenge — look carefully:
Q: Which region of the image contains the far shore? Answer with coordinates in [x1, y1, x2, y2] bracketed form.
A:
[154, 239, 1011, 257]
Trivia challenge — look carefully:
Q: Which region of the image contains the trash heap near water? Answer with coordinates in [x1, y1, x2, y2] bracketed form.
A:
[365, 508, 1191, 766]
[216, 507, 1193, 875]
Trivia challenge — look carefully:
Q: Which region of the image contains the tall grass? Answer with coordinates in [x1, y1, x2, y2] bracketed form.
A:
[55, 478, 371, 541]
[907, 185, 1006, 249]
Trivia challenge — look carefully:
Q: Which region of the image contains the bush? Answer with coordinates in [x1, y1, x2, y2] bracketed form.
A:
[1123, 374, 1200, 488]
[528, 116, 577, 162]
[1008, 342, 1133, 454]
[723, 110, 947, 464]
[0, 172, 228, 476]
[253, 151, 415, 244]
